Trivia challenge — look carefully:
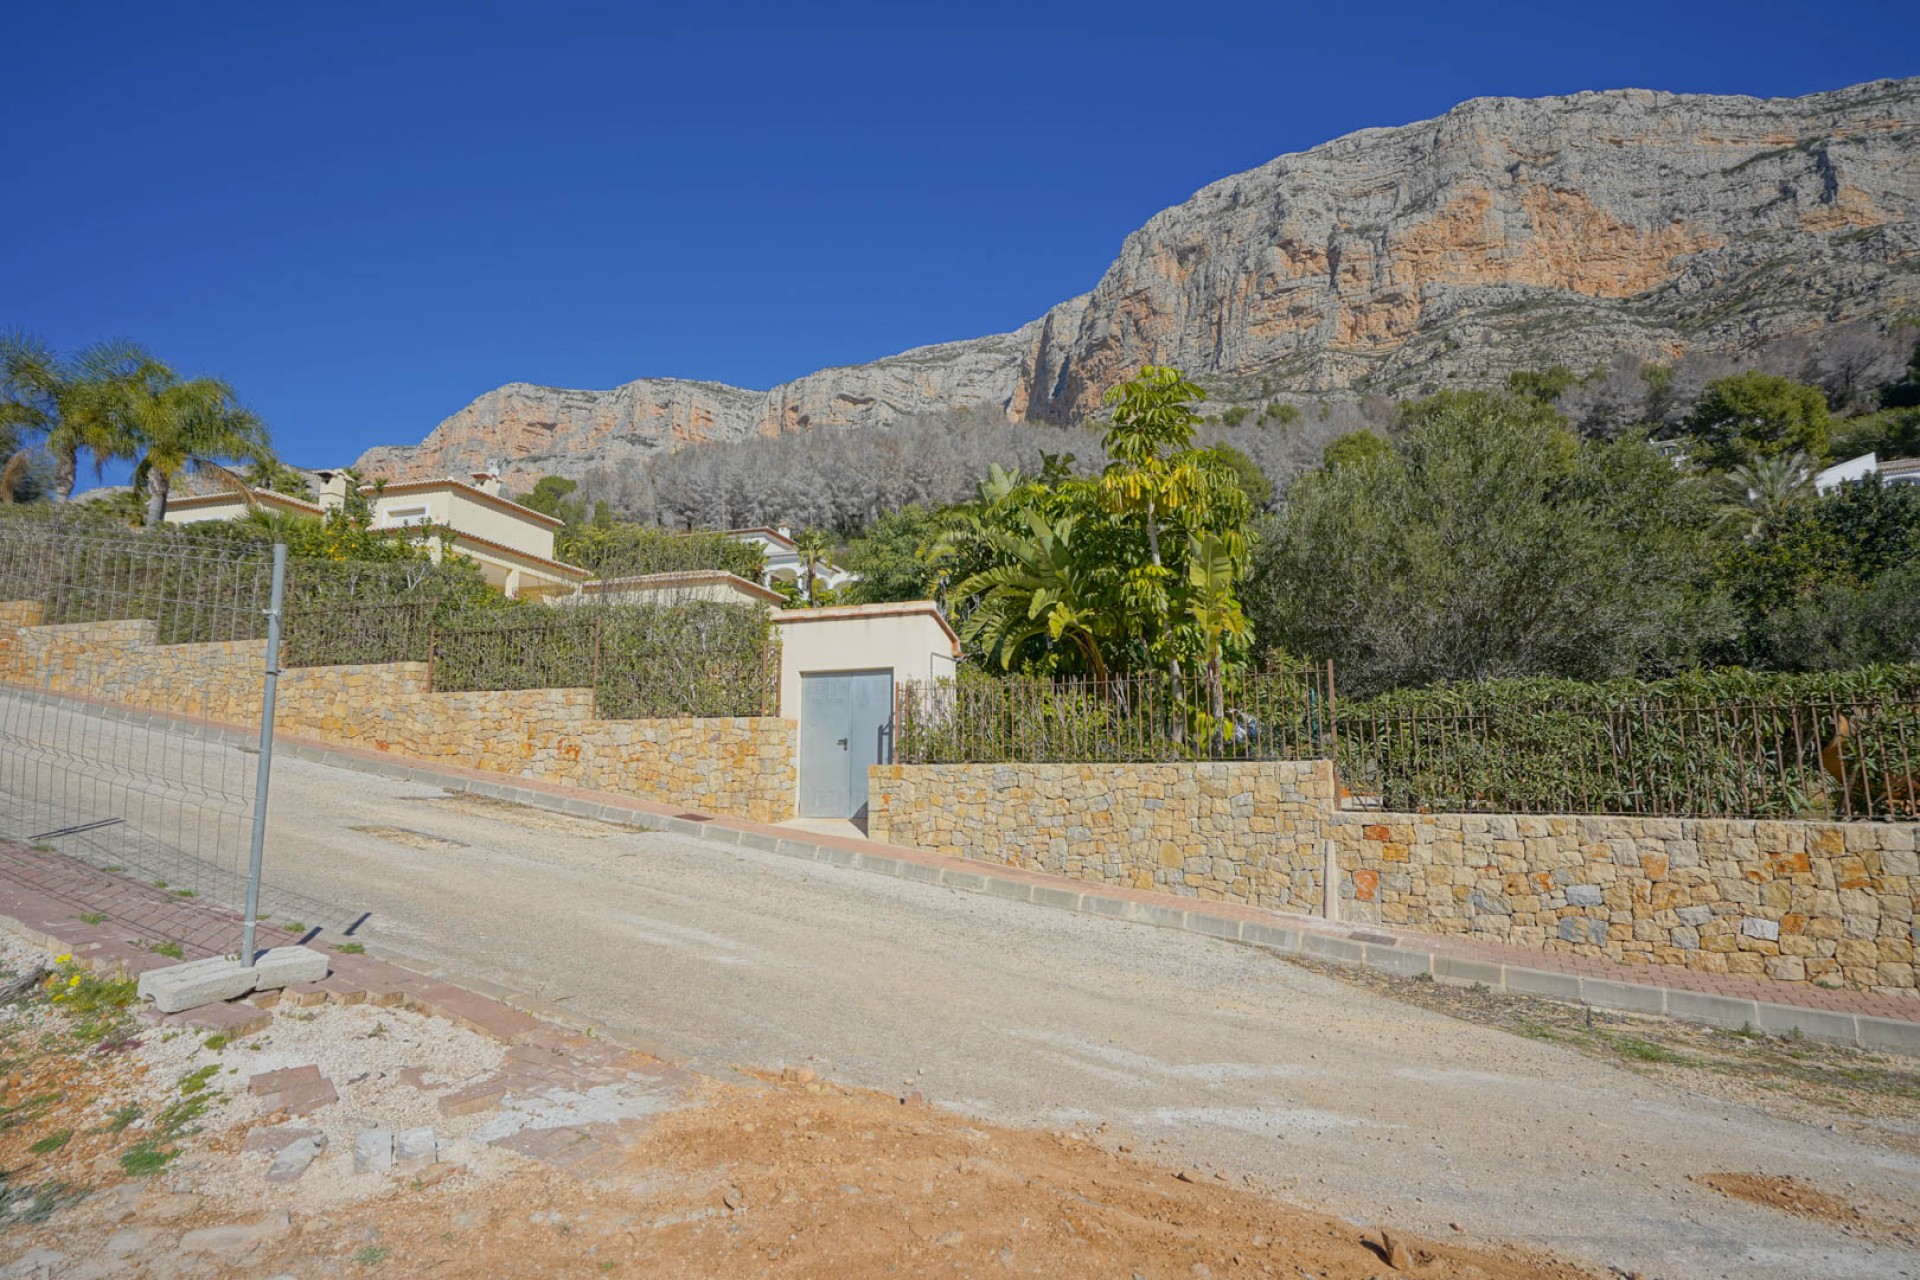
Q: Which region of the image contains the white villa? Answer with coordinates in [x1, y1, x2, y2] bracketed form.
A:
[1814, 452, 1920, 494]
[162, 469, 591, 599]
[722, 527, 858, 597]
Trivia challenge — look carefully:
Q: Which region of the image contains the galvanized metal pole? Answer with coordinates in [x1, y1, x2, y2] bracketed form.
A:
[240, 544, 287, 965]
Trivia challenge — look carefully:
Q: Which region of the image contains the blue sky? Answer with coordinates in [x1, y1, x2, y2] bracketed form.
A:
[2, 0, 1909, 473]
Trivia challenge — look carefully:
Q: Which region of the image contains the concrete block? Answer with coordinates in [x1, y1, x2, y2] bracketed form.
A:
[1241, 923, 1301, 953]
[1501, 966, 1584, 1003]
[138, 957, 258, 1014]
[353, 1128, 394, 1175]
[1364, 946, 1433, 979]
[1753, 1002, 1860, 1048]
[1665, 989, 1761, 1030]
[250, 947, 328, 992]
[265, 1135, 324, 1184]
[940, 869, 990, 893]
[1433, 955, 1505, 988]
[1855, 1015, 1920, 1058]
[1300, 933, 1366, 965]
[393, 1127, 438, 1171]
[1186, 912, 1244, 942]
[1579, 978, 1667, 1016]
[1031, 886, 1084, 912]
[983, 875, 1033, 903]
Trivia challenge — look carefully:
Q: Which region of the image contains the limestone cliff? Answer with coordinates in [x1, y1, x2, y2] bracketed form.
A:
[357, 77, 1920, 486]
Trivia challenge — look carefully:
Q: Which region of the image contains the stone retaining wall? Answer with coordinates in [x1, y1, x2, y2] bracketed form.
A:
[0, 605, 796, 823]
[867, 761, 1331, 914]
[1331, 813, 1918, 991]
[871, 760, 1920, 996]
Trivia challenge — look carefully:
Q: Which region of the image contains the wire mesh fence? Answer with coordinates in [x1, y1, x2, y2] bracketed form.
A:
[0, 519, 348, 935]
[428, 601, 778, 719]
[893, 663, 1337, 765]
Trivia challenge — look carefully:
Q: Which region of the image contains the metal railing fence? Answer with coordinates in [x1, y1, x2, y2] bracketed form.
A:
[426, 602, 779, 719]
[893, 665, 1920, 821]
[893, 663, 1337, 766]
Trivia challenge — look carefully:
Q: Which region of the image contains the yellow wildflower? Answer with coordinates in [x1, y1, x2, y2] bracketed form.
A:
[54, 954, 71, 965]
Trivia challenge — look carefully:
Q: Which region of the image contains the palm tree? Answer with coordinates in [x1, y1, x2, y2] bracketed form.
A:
[88, 350, 270, 527]
[0, 332, 149, 502]
[1714, 451, 1815, 539]
[793, 528, 833, 604]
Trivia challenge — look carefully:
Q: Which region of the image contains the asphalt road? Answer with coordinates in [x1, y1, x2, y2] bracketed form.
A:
[258, 753, 1920, 1280]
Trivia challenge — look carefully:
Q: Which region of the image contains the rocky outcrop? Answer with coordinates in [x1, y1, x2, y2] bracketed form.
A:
[357, 77, 1920, 486]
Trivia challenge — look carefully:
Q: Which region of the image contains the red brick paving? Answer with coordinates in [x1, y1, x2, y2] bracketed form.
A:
[0, 842, 696, 1172]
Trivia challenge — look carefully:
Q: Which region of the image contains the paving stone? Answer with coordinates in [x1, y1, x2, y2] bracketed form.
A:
[249, 1065, 323, 1097]
[250, 945, 328, 991]
[241, 1124, 322, 1154]
[354, 1128, 394, 1175]
[438, 1080, 508, 1118]
[250, 1065, 338, 1116]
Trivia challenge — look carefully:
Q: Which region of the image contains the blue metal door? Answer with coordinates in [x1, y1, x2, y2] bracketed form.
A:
[798, 670, 893, 819]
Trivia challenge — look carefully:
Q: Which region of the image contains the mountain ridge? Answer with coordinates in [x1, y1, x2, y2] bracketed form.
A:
[355, 76, 1920, 487]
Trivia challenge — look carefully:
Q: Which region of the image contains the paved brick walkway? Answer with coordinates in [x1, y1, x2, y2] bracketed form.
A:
[0, 843, 694, 1175]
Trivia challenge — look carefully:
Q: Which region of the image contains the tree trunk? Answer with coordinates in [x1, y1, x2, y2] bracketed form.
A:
[53, 446, 77, 502]
[1147, 499, 1187, 742]
[144, 467, 170, 528]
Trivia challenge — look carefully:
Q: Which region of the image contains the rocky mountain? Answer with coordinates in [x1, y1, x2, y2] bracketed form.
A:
[357, 77, 1920, 487]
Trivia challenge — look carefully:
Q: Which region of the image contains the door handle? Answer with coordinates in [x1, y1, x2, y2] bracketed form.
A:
[836, 738, 849, 749]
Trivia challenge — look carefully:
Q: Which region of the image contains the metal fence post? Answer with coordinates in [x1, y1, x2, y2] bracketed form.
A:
[1323, 659, 1340, 922]
[239, 543, 287, 965]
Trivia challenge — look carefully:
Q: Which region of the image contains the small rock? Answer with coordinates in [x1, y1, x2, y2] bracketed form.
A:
[779, 1066, 815, 1084]
[934, 1230, 964, 1247]
[353, 1128, 394, 1176]
[266, 1136, 324, 1184]
[1381, 1228, 1413, 1271]
[722, 1186, 745, 1211]
[1173, 1169, 1196, 1183]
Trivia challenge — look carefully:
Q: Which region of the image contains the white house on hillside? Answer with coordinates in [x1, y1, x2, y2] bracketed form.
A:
[722, 527, 858, 597]
[163, 468, 591, 599]
[1815, 452, 1920, 494]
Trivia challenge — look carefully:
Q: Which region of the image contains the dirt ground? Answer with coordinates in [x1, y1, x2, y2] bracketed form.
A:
[238, 1074, 1602, 1280]
[1284, 955, 1920, 1161]
[0, 934, 1609, 1279]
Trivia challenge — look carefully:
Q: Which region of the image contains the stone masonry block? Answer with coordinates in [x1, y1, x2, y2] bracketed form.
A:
[250, 946, 329, 991]
[354, 1128, 394, 1175]
[138, 957, 259, 1014]
[394, 1127, 438, 1171]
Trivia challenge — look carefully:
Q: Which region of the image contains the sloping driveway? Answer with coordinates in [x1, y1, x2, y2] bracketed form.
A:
[266, 754, 1920, 1280]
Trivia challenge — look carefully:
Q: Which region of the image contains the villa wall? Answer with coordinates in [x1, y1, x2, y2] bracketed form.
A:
[870, 758, 1920, 996]
[867, 761, 1331, 915]
[0, 605, 795, 823]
